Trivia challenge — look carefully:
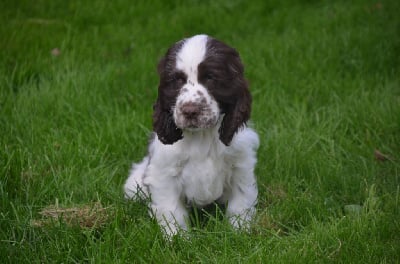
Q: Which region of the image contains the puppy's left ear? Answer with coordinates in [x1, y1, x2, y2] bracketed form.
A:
[219, 81, 251, 146]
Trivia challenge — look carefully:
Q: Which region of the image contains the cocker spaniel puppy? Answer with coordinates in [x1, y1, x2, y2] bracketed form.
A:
[124, 34, 259, 237]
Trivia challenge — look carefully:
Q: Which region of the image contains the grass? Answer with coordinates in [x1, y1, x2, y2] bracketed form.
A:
[1, 0, 399, 262]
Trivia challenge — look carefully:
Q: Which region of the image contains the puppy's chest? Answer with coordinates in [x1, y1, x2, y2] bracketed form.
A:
[179, 157, 231, 206]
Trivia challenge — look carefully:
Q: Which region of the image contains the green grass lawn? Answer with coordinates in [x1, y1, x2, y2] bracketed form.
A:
[1, 0, 399, 262]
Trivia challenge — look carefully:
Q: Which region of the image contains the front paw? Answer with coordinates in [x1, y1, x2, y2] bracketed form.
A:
[157, 218, 189, 241]
[151, 206, 189, 240]
[227, 207, 256, 231]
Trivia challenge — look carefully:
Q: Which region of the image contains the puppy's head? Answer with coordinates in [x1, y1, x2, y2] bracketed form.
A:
[153, 34, 251, 146]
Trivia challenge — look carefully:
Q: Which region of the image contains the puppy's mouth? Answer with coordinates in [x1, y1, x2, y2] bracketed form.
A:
[185, 126, 201, 132]
[176, 116, 218, 131]
[173, 100, 219, 131]
[176, 121, 207, 131]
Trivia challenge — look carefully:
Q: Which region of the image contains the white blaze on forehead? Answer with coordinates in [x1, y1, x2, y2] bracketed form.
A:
[176, 35, 208, 78]
[173, 35, 220, 130]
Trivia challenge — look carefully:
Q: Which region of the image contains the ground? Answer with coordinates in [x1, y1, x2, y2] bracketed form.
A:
[1, 0, 399, 262]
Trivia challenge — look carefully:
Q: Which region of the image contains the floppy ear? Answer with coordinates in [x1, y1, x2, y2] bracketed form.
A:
[152, 99, 183, 144]
[218, 81, 251, 146]
[202, 38, 252, 146]
[152, 55, 183, 145]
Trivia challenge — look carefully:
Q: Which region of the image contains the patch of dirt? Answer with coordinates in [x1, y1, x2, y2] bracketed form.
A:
[31, 202, 112, 229]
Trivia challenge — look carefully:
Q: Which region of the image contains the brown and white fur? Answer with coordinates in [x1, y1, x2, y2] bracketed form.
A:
[124, 34, 259, 237]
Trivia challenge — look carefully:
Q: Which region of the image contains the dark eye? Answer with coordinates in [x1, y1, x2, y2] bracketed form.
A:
[204, 73, 215, 82]
[175, 77, 185, 85]
[173, 73, 186, 85]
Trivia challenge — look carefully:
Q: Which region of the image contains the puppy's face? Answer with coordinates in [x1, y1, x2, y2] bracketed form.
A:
[153, 34, 251, 145]
[173, 35, 220, 131]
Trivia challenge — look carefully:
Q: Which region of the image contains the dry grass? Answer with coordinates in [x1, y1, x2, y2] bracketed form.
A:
[31, 202, 112, 229]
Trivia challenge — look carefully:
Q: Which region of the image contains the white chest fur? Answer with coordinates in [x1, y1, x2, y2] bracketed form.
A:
[172, 129, 229, 206]
[180, 155, 230, 206]
[144, 127, 232, 206]
[124, 125, 259, 237]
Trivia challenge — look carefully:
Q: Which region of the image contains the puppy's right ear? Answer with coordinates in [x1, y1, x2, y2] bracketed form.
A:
[152, 39, 187, 145]
[152, 99, 183, 145]
[152, 55, 183, 145]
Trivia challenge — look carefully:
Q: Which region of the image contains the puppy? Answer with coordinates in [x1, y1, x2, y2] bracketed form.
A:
[124, 34, 259, 237]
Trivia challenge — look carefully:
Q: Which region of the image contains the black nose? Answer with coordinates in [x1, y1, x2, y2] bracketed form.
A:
[181, 102, 201, 119]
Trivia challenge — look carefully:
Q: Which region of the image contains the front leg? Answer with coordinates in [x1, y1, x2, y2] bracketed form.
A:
[226, 167, 258, 230]
[144, 165, 188, 238]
